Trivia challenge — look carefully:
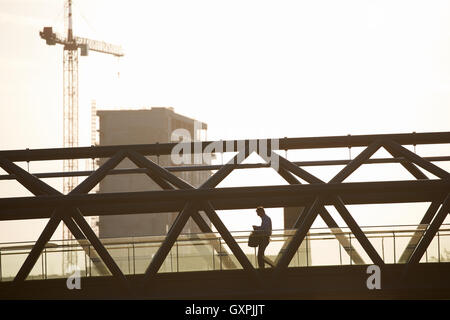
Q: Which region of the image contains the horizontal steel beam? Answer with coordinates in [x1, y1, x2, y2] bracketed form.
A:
[0, 180, 448, 221]
[0, 132, 449, 162]
[2, 156, 448, 181]
[0, 191, 445, 221]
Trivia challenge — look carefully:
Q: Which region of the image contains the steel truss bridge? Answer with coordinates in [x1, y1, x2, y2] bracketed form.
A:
[0, 131, 449, 299]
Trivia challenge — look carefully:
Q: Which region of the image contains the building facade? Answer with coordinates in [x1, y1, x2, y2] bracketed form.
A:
[96, 107, 211, 239]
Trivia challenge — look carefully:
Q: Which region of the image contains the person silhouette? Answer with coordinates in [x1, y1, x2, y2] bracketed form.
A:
[252, 206, 272, 269]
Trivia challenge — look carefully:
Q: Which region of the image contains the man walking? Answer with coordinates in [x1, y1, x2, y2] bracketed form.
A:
[252, 206, 272, 269]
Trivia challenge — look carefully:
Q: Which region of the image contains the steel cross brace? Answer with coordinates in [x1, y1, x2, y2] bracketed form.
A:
[0, 157, 109, 276]
[398, 200, 443, 263]
[255, 150, 365, 265]
[0, 152, 131, 290]
[140, 150, 259, 285]
[126, 150, 238, 269]
[398, 194, 450, 281]
[379, 139, 442, 263]
[271, 140, 386, 268]
[382, 139, 450, 181]
[407, 194, 450, 264]
[381, 138, 450, 263]
[275, 197, 324, 270]
[274, 138, 450, 269]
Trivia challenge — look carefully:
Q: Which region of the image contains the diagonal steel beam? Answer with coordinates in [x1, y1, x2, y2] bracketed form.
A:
[127, 152, 212, 235]
[13, 208, 62, 282]
[385, 150, 428, 180]
[0, 156, 109, 275]
[383, 139, 450, 180]
[277, 152, 383, 266]
[333, 197, 384, 266]
[383, 142, 432, 263]
[292, 202, 313, 230]
[0, 156, 87, 239]
[69, 207, 130, 288]
[277, 154, 323, 184]
[277, 167, 302, 185]
[142, 151, 250, 282]
[127, 150, 192, 190]
[318, 207, 365, 264]
[399, 200, 442, 263]
[142, 202, 195, 282]
[269, 161, 365, 265]
[407, 194, 450, 264]
[127, 151, 225, 243]
[275, 197, 323, 270]
[126, 150, 237, 269]
[127, 151, 222, 246]
[14, 151, 127, 282]
[273, 203, 309, 266]
[0, 157, 55, 196]
[140, 168, 175, 190]
[12, 151, 128, 283]
[329, 140, 383, 183]
[202, 202, 256, 273]
[272, 152, 365, 264]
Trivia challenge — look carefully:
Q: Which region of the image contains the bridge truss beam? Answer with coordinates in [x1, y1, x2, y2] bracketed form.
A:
[0, 131, 449, 293]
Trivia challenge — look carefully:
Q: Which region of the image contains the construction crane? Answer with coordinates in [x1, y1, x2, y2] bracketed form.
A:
[39, 0, 124, 268]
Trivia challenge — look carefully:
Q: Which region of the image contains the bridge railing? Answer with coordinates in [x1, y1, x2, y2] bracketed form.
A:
[1, 223, 449, 282]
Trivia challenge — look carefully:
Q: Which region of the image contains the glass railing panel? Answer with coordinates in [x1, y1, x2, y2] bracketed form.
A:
[348, 235, 372, 265]
[423, 236, 440, 263]
[236, 232, 258, 269]
[391, 231, 410, 264]
[287, 247, 300, 268]
[364, 233, 386, 264]
[88, 246, 112, 277]
[267, 231, 290, 268]
[26, 253, 44, 281]
[208, 238, 222, 271]
[438, 231, 450, 262]
[307, 233, 343, 266]
[134, 241, 162, 274]
[298, 238, 311, 267]
[0, 246, 44, 281]
[393, 228, 423, 264]
[377, 232, 396, 264]
[216, 241, 242, 271]
[103, 243, 133, 275]
[1, 224, 450, 281]
[45, 245, 70, 279]
[175, 238, 215, 273]
[166, 245, 178, 273]
[66, 245, 89, 279]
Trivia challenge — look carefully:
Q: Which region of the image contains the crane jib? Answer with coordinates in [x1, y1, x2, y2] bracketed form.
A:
[39, 27, 124, 57]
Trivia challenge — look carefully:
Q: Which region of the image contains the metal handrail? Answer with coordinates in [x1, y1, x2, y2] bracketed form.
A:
[1, 223, 449, 251]
[1, 223, 449, 282]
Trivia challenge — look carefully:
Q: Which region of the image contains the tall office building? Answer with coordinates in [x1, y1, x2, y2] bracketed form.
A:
[96, 107, 211, 239]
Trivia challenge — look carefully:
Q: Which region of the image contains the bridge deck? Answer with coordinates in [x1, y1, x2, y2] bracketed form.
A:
[1, 263, 450, 299]
[0, 131, 449, 298]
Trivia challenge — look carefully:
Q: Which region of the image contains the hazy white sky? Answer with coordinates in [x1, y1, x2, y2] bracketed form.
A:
[0, 0, 449, 243]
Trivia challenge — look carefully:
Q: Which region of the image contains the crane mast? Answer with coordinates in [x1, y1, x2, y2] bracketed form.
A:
[63, 0, 78, 199]
[39, 0, 124, 270]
